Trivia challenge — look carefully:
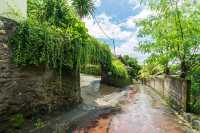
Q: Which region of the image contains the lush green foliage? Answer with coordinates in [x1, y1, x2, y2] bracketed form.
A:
[120, 55, 141, 79]
[81, 65, 101, 76]
[84, 37, 112, 67]
[139, 63, 163, 79]
[9, 0, 130, 88]
[111, 58, 129, 79]
[9, 0, 112, 72]
[138, 0, 200, 113]
[105, 58, 131, 87]
[188, 56, 200, 114]
[71, 0, 95, 18]
[138, 0, 200, 78]
[80, 57, 131, 86]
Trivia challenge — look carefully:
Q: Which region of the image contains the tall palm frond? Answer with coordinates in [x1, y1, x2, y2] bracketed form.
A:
[71, 0, 95, 18]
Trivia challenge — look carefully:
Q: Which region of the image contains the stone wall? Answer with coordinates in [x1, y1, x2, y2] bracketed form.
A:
[144, 75, 191, 112]
[0, 17, 81, 130]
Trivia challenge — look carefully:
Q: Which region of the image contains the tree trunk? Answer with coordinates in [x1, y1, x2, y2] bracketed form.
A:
[180, 61, 188, 79]
[164, 65, 170, 75]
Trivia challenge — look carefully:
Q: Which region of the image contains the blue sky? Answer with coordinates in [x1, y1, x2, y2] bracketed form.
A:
[83, 0, 152, 63]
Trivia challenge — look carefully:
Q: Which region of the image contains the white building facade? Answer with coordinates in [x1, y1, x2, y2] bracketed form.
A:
[0, 0, 27, 21]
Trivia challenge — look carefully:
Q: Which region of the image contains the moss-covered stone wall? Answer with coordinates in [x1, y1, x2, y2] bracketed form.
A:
[0, 17, 81, 132]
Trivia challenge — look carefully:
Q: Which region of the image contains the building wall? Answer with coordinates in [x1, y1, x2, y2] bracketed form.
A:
[0, 0, 27, 21]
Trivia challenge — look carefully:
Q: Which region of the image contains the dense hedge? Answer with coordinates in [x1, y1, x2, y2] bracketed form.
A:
[120, 55, 141, 79]
[102, 58, 132, 87]
[189, 67, 200, 114]
[9, 0, 112, 72]
[81, 65, 101, 76]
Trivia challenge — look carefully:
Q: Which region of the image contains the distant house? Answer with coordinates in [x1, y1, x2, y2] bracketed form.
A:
[0, 0, 27, 21]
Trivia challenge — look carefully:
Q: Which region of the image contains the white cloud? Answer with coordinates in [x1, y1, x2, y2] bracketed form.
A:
[114, 37, 148, 63]
[83, 9, 153, 63]
[128, 0, 141, 10]
[94, 0, 101, 7]
[119, 8, 154, 30]
[132, 9, 154, 20]
[83, 13, 132, 41]
[128, 0, 139, 4]
[119, 16, 136, 29]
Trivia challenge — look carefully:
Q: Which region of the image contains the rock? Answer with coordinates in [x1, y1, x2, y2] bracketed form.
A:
[192, 120, 200, 130]
[183, 113, 193, 122]
[184, 127, 196, 133]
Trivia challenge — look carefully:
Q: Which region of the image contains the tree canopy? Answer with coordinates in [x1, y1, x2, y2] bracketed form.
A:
[138, 0, 200, 78]
[138, 0, 200, 113]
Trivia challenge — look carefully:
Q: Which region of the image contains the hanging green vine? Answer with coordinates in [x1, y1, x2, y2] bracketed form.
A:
[9, 0, 130, 87]
[9, 0, 112, 72]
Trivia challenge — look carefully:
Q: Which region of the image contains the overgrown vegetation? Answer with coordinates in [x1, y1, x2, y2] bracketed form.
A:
[9, 0, 129, 87]
[103, 57, 132, 87]
[111, 58, 129, 79]
[120, 55, 141, 79]
[138, 0, 200, 114]
[81, 65, 101, 76]
[9, 0, 109, 70]
[10, 114, 25, 129]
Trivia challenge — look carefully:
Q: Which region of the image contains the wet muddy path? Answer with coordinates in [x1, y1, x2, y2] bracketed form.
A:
[28, 74, 192, 133]
[74, 76, 191, 133]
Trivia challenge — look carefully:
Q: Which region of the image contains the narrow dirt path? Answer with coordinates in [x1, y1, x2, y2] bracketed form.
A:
[25, 75, 192, 133]
[108, 85, 186, 133]
[75, 84, 190, 133]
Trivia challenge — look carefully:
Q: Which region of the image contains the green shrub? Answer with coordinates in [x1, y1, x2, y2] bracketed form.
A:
[190, 69, 200, 114]
[34, 118, 45, 128]
[110, 59, 129, 79]
[10, 114, 25, 128]
[105, 58, 132, 87]
[81, 65, 101, 76]
[120, 55, 141, 79]
[9, 0, 112, 73]
[191, 99, 200, 114]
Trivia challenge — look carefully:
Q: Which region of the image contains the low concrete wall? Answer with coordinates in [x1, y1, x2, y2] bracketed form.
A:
[144, 75, 191, 112]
